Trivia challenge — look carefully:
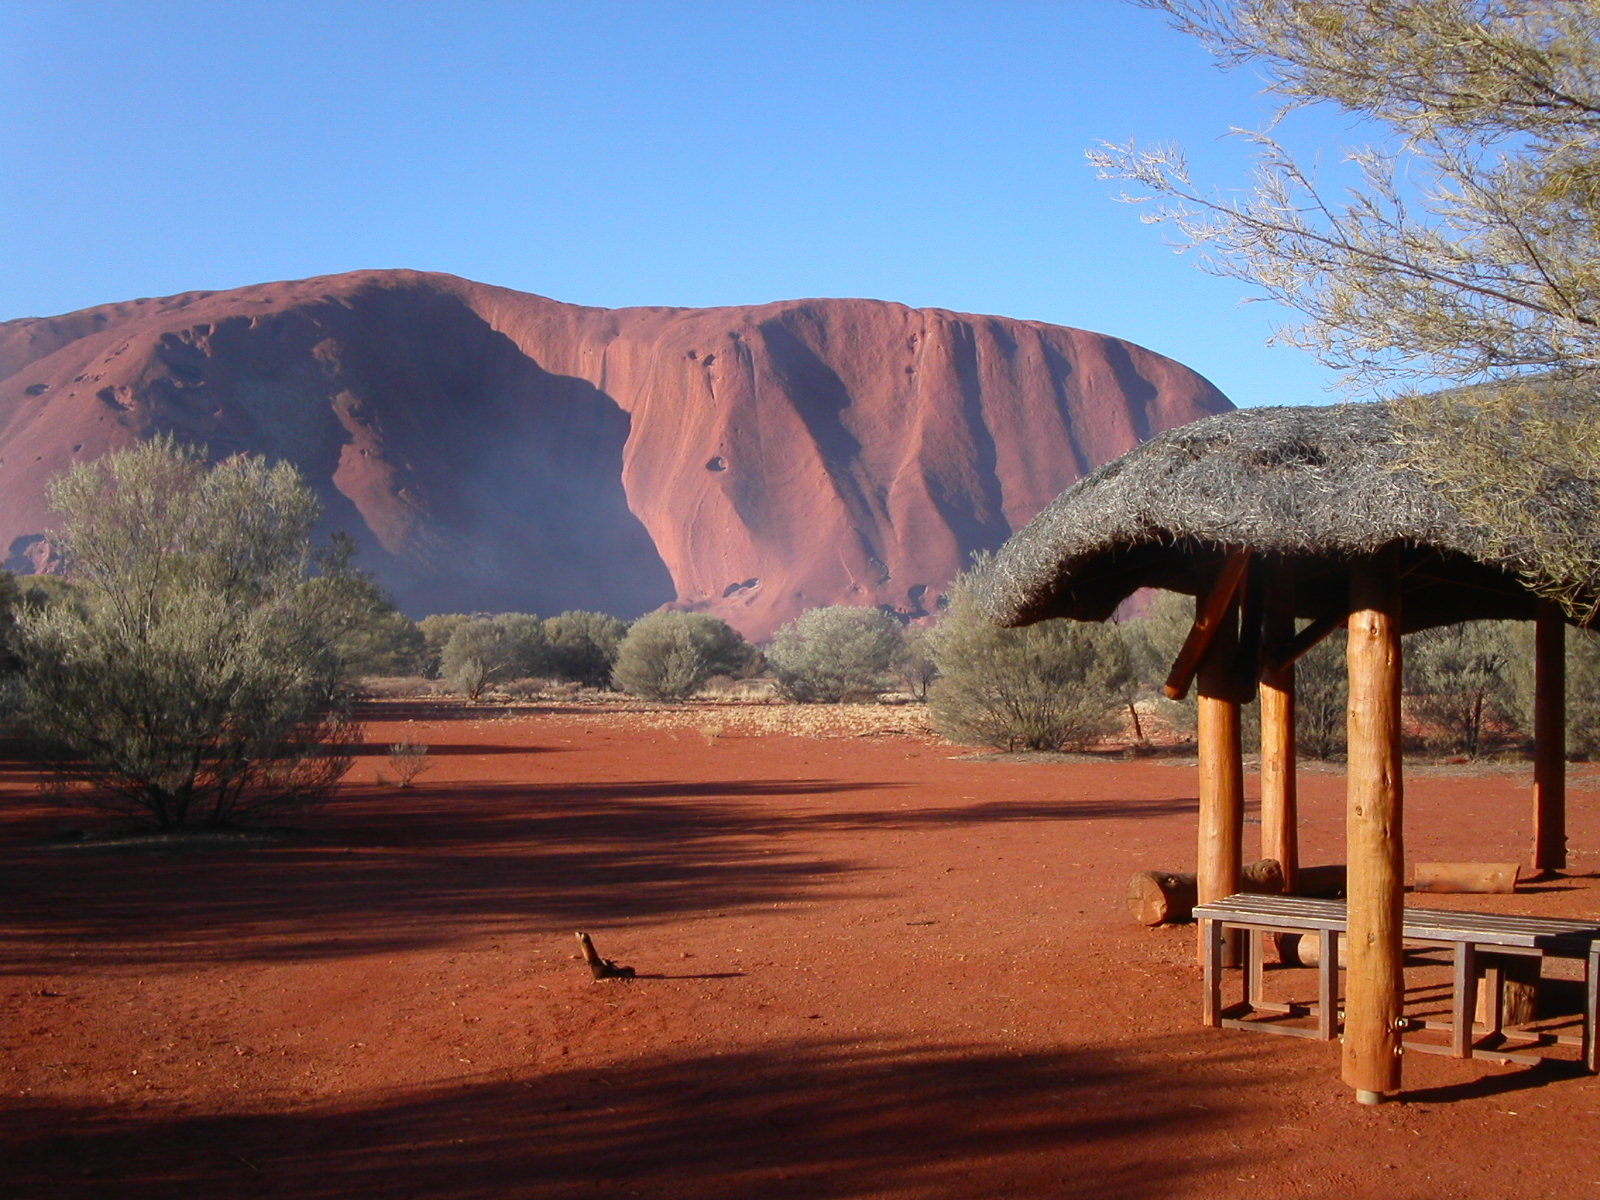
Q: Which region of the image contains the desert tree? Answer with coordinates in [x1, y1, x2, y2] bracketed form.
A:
[1294, 630, 1350, 759]
[417, 613, 475, 678]
[896, 625, 939, 700]
[14, 437, 356, 829]
[0, 572, 21, 717]
[1403, 619, 1521, 755]
[301, 533, 426, 678]
[610, 611, 749, 701]
[927, 570, 1135, 751]
[1092, 0, 1600, 616]
[1124, 588, 1349, 756]
[439, 613, 549, 699]
[766, 605, 906, 702]
[1123, 588, 1200, 739]
[543, 610, 628, 688]
[1557, 624, 1600, 757]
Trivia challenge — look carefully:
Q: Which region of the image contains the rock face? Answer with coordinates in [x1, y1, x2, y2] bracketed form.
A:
[0, 270, 1232, 638]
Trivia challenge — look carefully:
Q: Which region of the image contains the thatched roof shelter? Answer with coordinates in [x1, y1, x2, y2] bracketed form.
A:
[974, 400, 1586, 1106]
[975, 402, 1560, 633]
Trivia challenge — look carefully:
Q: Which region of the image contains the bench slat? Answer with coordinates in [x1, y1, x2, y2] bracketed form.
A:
[1193, 894, 1600, 954]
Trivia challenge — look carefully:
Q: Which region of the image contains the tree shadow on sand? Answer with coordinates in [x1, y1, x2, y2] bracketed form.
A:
[0, 1034, 1268, 1200]
[2, 769, 1198, 971]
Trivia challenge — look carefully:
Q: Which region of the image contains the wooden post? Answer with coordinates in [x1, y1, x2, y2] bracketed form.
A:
[1196, 585, 1245, 966]
[1343, 551, 1405, 1104]
[1259, 571, 1299, 894]
[1533, 600, 1567, 874]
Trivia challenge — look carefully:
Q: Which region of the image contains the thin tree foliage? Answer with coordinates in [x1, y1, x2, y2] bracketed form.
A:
[767, 606, 905, 703]
[15, 438, 357, 829]
[1091, 1, 1600, 616]
[928, 569, 1135, 752]
[610, 611, 750, 701]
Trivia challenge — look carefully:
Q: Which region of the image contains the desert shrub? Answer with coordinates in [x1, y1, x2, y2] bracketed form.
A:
[387, 741, 431, 787]
[1293, 631, 1349, 760]
[543, 609, 627, 688]
[0, 572, 19, 720]
[494, 613, 550, 675]
[767, 605, 905, 702]
[1122, 589, 1199, 738]
[896, 626, 939, 700]
[358, 675, 441, 700]
[14, 436, 356, 830]
[439, 613, 549, 700]
[1562, 625, 1600, 758]
[1506, 619, 1600, 759]
[1403, 620, 1520, 757]
[611, 611, 749, 701]
[927, 575, 1134, 751]
[1122, 589, 1353, 758]
[417, 613, 475, 679]
[302, 533, 426, 678]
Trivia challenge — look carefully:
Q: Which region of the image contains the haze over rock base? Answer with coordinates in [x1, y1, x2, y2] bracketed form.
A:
[0, 270, 1231, 636]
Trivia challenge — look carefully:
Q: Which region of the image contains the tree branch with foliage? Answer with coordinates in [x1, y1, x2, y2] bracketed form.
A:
[1091, 0, 1600, 616]
[15, 438, 358, 829]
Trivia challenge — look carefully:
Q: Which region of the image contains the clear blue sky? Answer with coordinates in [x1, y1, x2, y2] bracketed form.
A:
[0, 0, 1369, 408]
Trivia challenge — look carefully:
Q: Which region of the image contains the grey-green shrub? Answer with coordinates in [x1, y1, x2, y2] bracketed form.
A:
[15, 436, 355, 830]
[1402, 620, 1520, 757]
[544, 610, 627, 688]
[303, 534, 425, 678]
[897, 626, 938, 700]
[1294, 631, 1348, 760]
[767, 605, 904, 702]
[927, 575, 1134, 751]
[418, 613, 474, 679]
[440, 613, 548, 699]
[611, 611, 748, 701]
[1563, 625, 1600, 758]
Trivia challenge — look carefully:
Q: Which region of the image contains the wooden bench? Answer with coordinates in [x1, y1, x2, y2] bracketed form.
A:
[1193, 893, 1600, 1072]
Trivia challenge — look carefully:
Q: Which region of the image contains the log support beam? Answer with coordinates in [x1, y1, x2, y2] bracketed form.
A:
[1533, 600, 1567, 874]
[1343, 551, 1405, 1104]
[1263, 608, 1347, 676]
[1165, 551, 1252, 701]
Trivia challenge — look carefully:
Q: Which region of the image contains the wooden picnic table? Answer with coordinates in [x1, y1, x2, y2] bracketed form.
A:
[1193, 893, 1600, 1072]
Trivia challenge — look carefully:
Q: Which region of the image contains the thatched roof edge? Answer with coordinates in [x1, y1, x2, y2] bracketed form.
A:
[974, 402, 1505, 626]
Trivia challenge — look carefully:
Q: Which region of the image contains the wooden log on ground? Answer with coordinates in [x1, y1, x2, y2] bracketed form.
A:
[1413, 862, 1520, 895]
[1281, 930, 1346, 969]
[1128, 859, 1285, 926]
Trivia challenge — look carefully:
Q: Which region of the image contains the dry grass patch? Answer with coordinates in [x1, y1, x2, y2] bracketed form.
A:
[590, 700, 937, 741]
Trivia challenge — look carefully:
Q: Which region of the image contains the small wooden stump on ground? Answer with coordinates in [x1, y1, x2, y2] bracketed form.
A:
[575, 932, 635, 980]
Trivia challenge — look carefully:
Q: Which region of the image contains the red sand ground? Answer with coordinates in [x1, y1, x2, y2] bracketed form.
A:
[3, 701, 1598, 1199]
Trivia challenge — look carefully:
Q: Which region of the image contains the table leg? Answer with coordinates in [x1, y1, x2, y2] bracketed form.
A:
[1586, 945, 1598, 1073]
[1246, 929, 1263, 1010]
[1452, 941, 1477, 1059]
[1202, 918, 1222, 1027]
[1317, 929, 1337, 1040]
[1483, 959, 1505, 1038]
